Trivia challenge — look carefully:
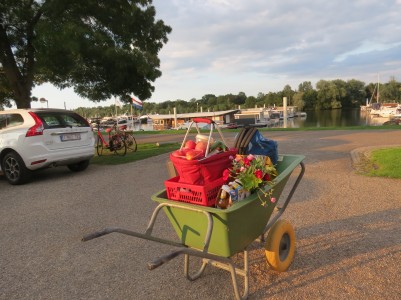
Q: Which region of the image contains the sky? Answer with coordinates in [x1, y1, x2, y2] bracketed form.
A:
[31, 0, 401, 109]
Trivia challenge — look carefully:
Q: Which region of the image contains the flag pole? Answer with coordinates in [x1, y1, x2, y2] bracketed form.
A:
[130, 100, 133, 130]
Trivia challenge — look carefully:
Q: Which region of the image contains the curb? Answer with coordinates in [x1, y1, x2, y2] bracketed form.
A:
[350, 144, 400, 167]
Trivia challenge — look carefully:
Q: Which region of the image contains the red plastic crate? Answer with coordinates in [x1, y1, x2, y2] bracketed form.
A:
[164, 176, 224, 206]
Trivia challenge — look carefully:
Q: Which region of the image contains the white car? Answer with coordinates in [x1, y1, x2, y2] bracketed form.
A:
[0, 108, 95, 185]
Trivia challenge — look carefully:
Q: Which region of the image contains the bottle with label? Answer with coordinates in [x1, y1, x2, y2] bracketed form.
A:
[216, 187, 230, 209]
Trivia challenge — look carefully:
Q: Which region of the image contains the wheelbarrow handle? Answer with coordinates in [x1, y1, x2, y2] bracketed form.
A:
[148, 249, 185, 270]
[81, 227, 119, 241]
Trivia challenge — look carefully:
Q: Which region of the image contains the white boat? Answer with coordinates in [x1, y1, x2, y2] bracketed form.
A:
[367, 102, 399, 118]
[393, 104, 401, 119]
[378, 103, 399, 118]
[366, 74, 399, 118]
[268, 107, 295, 120]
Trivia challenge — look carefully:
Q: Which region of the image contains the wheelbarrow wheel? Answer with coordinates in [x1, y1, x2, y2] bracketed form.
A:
[264, 219, 295, 272]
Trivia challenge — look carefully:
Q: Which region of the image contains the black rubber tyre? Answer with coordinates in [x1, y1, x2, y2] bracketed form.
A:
[265, 219, 296, 272]
[67, 160, 90, 172]
[96, 135, 104, 156]
[126, 133, 137, 152]
[2, 152, 32, 185]
[112, 134, 127, 156]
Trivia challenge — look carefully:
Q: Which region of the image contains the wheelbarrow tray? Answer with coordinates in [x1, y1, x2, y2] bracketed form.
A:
[151, 154, 304, 257]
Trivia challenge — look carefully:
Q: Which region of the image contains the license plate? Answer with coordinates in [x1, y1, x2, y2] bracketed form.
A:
[60, 133, 81, 141]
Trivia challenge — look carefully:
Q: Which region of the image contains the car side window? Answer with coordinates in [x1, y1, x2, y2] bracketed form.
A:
[0, 114, 24, 130]
[0, 115, 6, 130]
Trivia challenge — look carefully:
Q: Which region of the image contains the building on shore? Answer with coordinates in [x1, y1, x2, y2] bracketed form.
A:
[144, 106, 305, 130]
[146, 109, 239, 130]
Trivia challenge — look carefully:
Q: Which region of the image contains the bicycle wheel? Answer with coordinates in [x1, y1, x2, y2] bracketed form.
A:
[125, 133, 138, 152]
[96, 135, 104, 156]
[111, 134, 127, 156]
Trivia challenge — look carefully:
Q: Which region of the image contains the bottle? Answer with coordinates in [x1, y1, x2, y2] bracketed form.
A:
[216, 189, 230, 209]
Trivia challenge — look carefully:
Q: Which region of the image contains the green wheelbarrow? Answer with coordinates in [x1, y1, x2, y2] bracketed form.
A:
[82, 154, 305, 300]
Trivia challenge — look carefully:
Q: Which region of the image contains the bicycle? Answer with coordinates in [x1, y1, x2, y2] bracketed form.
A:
[117, 124, 138, 152]
[94, 120, 127, 156]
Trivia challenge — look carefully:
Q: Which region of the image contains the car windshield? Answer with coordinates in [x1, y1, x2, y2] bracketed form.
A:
[35, 111, 89, 129]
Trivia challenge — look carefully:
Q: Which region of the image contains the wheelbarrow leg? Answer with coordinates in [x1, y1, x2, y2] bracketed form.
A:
[184, 254, 208, 280]
[209, 250, 249, 300]
[183, 251, 249, 300]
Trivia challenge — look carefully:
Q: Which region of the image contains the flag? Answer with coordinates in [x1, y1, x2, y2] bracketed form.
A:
[132, 97, 143, 110]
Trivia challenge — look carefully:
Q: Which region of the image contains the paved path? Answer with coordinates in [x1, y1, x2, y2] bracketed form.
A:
[1, 129, 400, 299]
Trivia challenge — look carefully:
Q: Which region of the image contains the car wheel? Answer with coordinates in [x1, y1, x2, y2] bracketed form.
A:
[2, 152, 32, 185]
[67, 160, 90, 172]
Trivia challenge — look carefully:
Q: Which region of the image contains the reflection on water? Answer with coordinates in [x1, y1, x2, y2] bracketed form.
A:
[135, 109, 391, 131]
[274, 109, 389, 128]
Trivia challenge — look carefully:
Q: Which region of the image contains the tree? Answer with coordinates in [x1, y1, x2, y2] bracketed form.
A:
[292, 92, 305, 110]
[244, 96, 256, 108]
[256, 92, 265, 100]
[265, 92, 279, 107]
[230, 92, 247, 106]
[345, 79, 366, 108]
[201, 94, 217, 106]
[381, 77, 401, 102]
[298, 81, 313, 92]
[0, 72, 13, 108]
[302, 88, 318, 110]
[365, 82, 378, 103]
[282, 84, 294, 105]
[332, 79, 347, 108]
[298, 81, 316, 109]
[0, 0, 171, 108]
[316, 80, 344, 109]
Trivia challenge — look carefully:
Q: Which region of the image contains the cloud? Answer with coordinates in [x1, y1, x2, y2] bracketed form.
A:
[31, 0, 401, 108]
[149, 0, 401, 101]
[334, 41, 401, 62]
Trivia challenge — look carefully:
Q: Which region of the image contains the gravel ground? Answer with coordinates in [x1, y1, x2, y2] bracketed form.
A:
[1, 129, 400, 300]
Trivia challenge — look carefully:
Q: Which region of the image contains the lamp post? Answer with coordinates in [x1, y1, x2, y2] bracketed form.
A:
[39, 97, 48, 108]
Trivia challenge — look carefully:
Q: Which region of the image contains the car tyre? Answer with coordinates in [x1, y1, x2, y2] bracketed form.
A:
[2, 152, 32, 185]
[67, 160, 90, 172]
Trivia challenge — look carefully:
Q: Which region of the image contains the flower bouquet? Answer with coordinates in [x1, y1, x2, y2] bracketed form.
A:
[218, 154, 278, 208]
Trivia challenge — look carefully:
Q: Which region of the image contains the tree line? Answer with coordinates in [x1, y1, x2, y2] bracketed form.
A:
[73, 77, 401, 118]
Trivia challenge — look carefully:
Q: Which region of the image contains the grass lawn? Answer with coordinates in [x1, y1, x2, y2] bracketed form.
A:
[366, 147, 401, 178]
[91, 142, 180, 165]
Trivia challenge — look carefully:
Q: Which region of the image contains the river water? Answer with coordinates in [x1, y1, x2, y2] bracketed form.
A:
[273, 109, 388, 128]
[134, 109, 387, 131]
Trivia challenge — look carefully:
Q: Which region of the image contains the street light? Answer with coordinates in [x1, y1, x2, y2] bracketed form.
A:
[39, 97, 48, 108]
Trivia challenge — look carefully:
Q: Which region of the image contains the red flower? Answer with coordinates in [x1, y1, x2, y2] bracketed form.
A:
[254, 169, 263, 179]
[223, 169, 231, 181]
[243, 158, 251, 166]
[264, 173, 271, 181]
